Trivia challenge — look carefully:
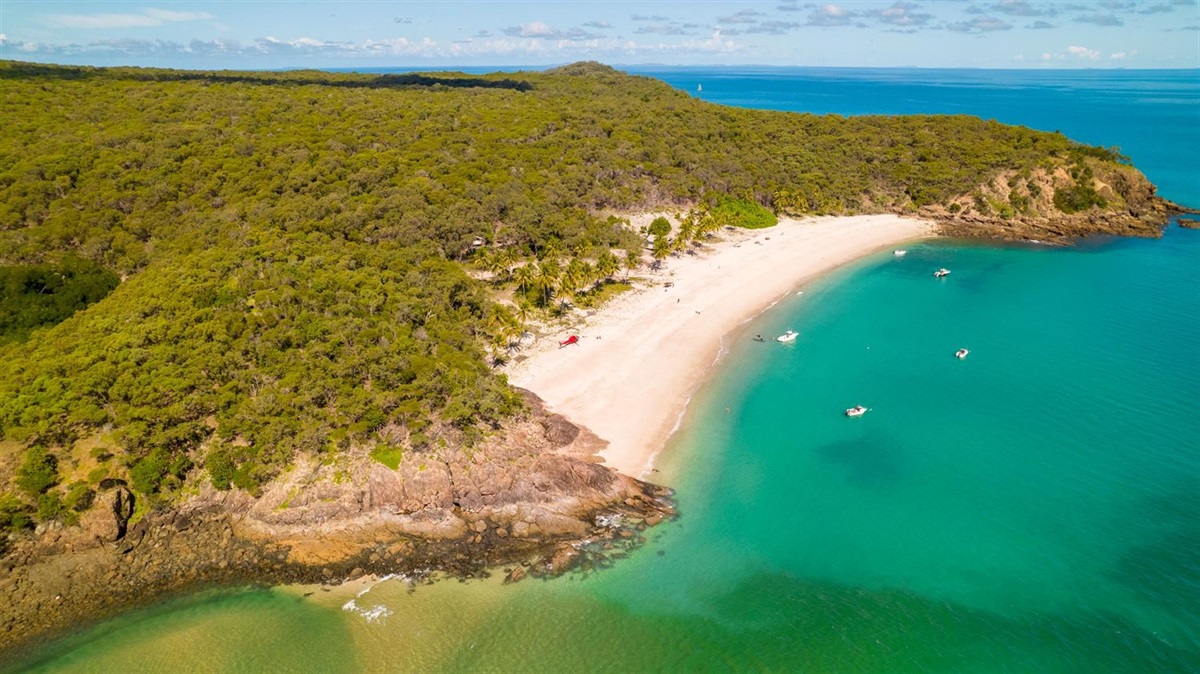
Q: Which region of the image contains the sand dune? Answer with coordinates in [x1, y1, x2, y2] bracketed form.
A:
[505, 214, 935, 478]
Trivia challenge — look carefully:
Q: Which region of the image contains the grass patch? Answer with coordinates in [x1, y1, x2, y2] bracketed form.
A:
[574, 280, 633, 309]
[370, 445, 404, 470]
[712, 196, 777, 229]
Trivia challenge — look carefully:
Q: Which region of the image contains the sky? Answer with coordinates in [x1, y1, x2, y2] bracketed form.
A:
[1, 1, 1197, 70]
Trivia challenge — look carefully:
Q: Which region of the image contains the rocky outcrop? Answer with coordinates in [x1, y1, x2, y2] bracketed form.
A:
[917, 162, 1186, 243]
[0, 390, 675, 657]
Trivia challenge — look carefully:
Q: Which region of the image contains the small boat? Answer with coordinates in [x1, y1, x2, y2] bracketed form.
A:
[845, 405, 868, 417]
[955, 348, 969, 359]
[697, 83, 702, 92]
[934, 268, 951, 278]
[776, 330, 798, 343]
[894, 250, 907, 256]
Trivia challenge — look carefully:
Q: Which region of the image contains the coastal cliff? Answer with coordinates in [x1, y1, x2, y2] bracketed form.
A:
[916, 160, 1183, 242]
[0, 391, 674, 655]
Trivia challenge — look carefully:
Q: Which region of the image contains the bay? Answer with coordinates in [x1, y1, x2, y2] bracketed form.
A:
[9, 67, 1199, 674]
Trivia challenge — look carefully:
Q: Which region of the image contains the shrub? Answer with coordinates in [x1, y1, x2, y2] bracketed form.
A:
[710, 197, 777, 229]
[648, 217, 672, 237]
[0, 493, 33, 532]
[1053, 185, 1106, 214]
[129, 450, 169, 494]
[15, 447, 58, 497]
[370, 444, 404, 470]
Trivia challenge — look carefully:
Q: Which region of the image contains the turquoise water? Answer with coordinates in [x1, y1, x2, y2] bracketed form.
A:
[6, 69, 1199, 673]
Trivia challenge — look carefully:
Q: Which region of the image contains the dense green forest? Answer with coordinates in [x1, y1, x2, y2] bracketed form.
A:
[0, 60, 1138, 532]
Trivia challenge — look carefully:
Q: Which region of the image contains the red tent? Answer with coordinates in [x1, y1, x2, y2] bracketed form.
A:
[559, 335, 579, 348]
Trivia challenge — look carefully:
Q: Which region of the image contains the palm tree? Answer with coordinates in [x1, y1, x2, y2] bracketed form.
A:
[677, 218, 696, 247]
[514, 301, 532, 331]
[623, 248, 642, 280]
[537, 259, 561, 307]
[651, 235, 671, 269]
[499, 248, 519, 281]
[484, 248, 508, 281]
[513, 263, 535, 299]
[695, 209, 720, 239]
[563, 258, 588, 298]
[595, 250, 619, 285]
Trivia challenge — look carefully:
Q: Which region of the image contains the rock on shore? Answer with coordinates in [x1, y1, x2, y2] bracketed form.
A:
[0, 390, 675, 657]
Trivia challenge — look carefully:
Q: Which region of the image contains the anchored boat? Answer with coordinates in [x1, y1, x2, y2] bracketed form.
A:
[934, 268, 951, 278]
[776, 330, 798, 343]
[845, 405, 868, 417]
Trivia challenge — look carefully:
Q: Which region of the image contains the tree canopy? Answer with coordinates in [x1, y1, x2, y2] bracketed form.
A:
[0, 60, 1142, 529]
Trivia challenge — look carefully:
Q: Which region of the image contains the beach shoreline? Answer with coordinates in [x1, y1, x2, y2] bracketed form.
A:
[504, 214, 936, 479]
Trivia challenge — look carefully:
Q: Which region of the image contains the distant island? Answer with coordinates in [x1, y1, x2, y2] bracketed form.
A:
[0, 59, 1181, 654]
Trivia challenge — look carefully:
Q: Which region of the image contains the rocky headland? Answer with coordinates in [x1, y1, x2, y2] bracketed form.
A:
[0, 391, 675, 658]
[914, 162, 1189, 242]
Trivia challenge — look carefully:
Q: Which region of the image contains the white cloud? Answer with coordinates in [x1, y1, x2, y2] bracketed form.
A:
[1064, 45, 1101, 60]
[635, 23, 692, 36]
[44, 8, 214, 30]
[719, 9, 765, 24]
[47, 13, 162, 29]
[979, 1, 1057, 18]
[691, 29, 739, 52]
[501, 21, 600, 40]
[1073, 13, 1123, 26]
[944, 16, 1013, 32]
[808, 4, 858, 27]
[1110, 49, 1136, 59]
[874, 2, 933, 27]
[513, 21, 554, 37]
[142, 9, 214, 22]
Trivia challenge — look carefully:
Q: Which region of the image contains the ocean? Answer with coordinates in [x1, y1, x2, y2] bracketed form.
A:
[7, 68, 1199, 673]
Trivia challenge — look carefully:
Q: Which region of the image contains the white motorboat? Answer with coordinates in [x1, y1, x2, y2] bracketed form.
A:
[845, 405, 868, 417]
[776, 330, 798, 343]
[934, 268, 951, 278]
[894, 250, 907, 256]
[955, 348, 969, 359]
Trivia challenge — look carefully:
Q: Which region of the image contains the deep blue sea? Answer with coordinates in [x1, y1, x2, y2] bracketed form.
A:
[8, 68, 1199, 673]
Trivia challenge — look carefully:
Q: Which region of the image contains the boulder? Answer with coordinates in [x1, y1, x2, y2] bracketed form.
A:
[77, 488, 135, 545]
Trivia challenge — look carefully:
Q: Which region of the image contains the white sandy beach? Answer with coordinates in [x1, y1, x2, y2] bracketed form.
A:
[505, 214, 935, 479]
